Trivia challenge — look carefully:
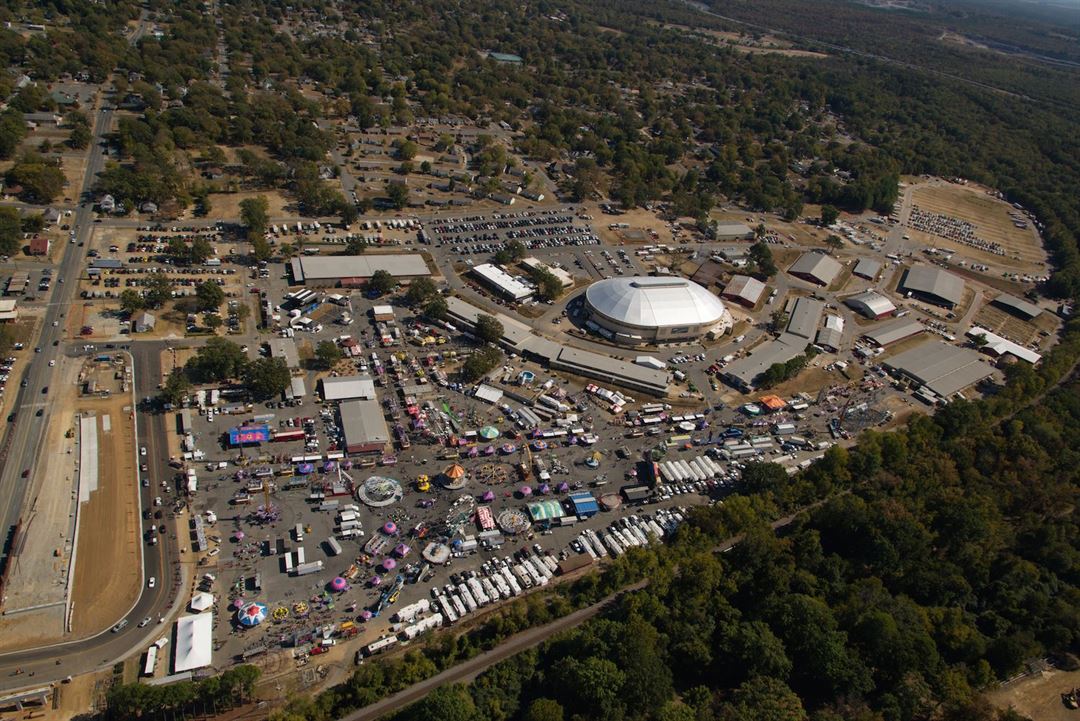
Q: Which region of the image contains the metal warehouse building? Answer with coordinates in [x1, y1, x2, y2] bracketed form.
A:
[852, 258, 882, 281]
[883, 341, 996, 398]
[844, 291, 896, 319]
[320, 375, 377, 402]
[713, 221, 754, 240]
[991, 293, 1042, 320]
[470, 263, 534, 301]
[339, 400, 391, 455]
[863, 318, 925, 347]
[583, 277, 732, 345]
[288, 254, 430, 286]
[898, 265, 965, 308]
[788, 252, 842, 287]
[721, 275, 766, 308]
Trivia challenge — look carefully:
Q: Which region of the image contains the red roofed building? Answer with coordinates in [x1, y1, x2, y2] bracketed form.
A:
[27, 236, 50, 256]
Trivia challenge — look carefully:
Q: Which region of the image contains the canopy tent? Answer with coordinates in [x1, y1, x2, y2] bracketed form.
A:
[360, 610, 373, 620]
[237, 602, 268, 627]
[382, 521, 398, 535]
[519, 485, 532, 496]
[190, 592, 214, 612]
[537, 483, 551, 495]
[483, 445, 496, 456]
[330, 577, 348, 592]
[481, 490, 496, 503]
[556, 482, 570, 493]
[231, 598, 246, 609]
[500, 443, 517, 454]
[369, 576, 382, 586]
[444, 464, 466, 479]
[233, 531, 245, 540]
[394, 543, 411, 557]
[297, 463, 315, 474]
[527, 499, 566, 522]
[381, 558, 397, 571]
[174, 614, 213, 673]
[478, 426, 500, 440]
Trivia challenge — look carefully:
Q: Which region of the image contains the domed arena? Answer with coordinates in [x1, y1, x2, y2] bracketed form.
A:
[583, 277, 732, 344]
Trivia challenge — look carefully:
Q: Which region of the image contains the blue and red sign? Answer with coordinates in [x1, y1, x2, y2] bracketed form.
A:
[229, 425, 270, 445]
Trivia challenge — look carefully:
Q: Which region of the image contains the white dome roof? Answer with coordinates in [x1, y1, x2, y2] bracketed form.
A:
[585, 277, 728, 329]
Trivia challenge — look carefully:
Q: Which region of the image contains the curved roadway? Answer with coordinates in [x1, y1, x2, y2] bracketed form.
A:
[0, 87, 183, 689]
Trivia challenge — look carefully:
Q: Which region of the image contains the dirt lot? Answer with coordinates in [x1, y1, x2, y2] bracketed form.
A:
[70, 394, 141, 636]
[591, 206, 675, 246]
[909, 180, 1048, 272]
[987, 668, 1080, 721]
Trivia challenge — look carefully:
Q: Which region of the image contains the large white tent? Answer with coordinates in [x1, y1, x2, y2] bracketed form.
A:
[190, 592, 214, 612]
[174, 614, 213, 673]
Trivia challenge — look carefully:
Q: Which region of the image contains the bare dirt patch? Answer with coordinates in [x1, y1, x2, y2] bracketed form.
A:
[69, 394, 141, 636]
[201, 190, 292, 220]
[986, 667, 1080, 721]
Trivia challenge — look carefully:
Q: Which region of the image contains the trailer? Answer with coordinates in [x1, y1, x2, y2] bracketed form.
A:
[338, 510, 358, 523]
[500, 567, 522, 595]
[456, 584, 478, 612]
[600, 531, 622, 557]
[364, 636, 397, 656]
[401, 614, 443, 640]
[450, 593, 467, 617]
[326, 537, 343, 556]
[467, 577, 489, 605]
[586, 529, 608, 557]
[294, 560, 324, 576]
[393, 599, 430, 623]
[283, 553, 295, 572]
[437, 596, 458, 624]
[577, 534, 599, 559]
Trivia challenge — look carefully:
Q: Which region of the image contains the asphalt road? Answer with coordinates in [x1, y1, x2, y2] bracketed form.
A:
[0, 86, 185, 689]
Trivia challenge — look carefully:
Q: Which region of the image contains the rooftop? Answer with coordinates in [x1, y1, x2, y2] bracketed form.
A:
[321, 375, 376, 401]
[339, 399, 390, 447]
[884, 341, 996, 397]
[471, 263, 533, 300]
[788, 252, 842, 285]
[900, 265, 965, 306]
[290, 254, 429, 282]
[585, 277, 728, 328]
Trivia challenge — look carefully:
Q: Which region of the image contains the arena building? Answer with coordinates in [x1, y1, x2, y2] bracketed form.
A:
[583, 277, 732, 345]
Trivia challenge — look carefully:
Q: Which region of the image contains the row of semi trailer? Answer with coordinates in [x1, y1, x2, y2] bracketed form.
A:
[361, 509, 686, 658]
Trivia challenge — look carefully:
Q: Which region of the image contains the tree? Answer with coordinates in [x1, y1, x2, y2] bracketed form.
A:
[144, 274, 175, 308]
[424, 295, 448, 321]
[242, 357, 291, 400]
[189, 237, 214, 264]
[0, 109, 27, 159]
[820, 204, 840, 227]
[6, 155, 65, 202]
[749, 242, 778, 278]
[0, 207, 22, 257]
[404, 684, 476, 721]
[386, 181, 409, 210]
[345, 237, 368, 255]
[239, 196, 270, 239]
[719, 676, 808, 721]
[160, 369, 191, 406]
[203, 313, 223, 330]
[825, 234, 844, 250]
[396, 139, 418, 161]
[368, 269, 395, 296]
[251, 236, 272, 263]
[769, 310, 789, 333]
[523, 698, 564, 721]
[195, 280, 226, 312]
[340, 203, 359, 226]
[475, 314, 504, 344]
[68, 123, 91, 150]
[315, 340, 342, 369]
[119, 289, 145, 315]
[462, 346, 503, 381]
[186, 337, 247, 382]
[493, 240, 526, 265]
[531, 267, 564, 302]
[405, 277, 438, 306]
